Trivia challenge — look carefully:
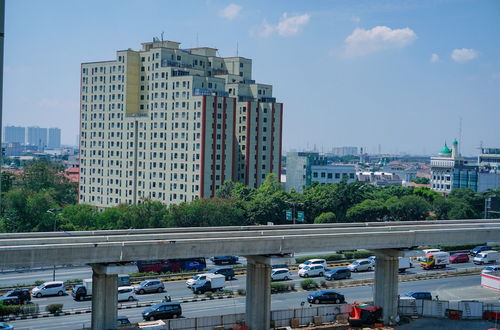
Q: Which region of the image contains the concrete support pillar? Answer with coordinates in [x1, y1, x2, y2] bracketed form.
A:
[373, 249, 399, 325]
[91, 265, 118, 330]
[245, 255, 272, 330]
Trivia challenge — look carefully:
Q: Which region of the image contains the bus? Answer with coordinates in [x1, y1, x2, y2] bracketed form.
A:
[136, 258, 207, 273]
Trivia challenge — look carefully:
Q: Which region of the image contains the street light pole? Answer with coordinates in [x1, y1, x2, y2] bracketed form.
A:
[47, 208, 62, 280]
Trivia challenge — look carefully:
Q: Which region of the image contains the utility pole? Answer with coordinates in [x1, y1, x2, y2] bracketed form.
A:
[0, 0, 6, 210]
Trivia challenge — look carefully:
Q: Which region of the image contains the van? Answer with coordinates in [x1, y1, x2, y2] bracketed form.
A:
[324, 267, 351, 280]
[473, 250, 500, 265]
[118, 274, 131, 286]
[117, 286, 136, 302]
[142, 302, 182, 321]
[207, 267, 235, 280]
[31, 281, 65, 298]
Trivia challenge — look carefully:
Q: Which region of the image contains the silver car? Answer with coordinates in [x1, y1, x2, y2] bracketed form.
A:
[347, 259, 374, 272]
[134, 280, 165, 294]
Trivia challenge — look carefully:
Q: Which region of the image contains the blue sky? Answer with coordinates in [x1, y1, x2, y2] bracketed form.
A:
[4, 0, 500, 155]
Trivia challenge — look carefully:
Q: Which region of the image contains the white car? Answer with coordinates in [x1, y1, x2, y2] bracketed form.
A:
[298, 259, 327, 269]
[482, 265, 500, 274]
[117, 286, 136, 302]
[271, 268, 291, 281]
[31, 281, 65, 298]
[347, 259, 374, 272]
[298, 265, 325, 278]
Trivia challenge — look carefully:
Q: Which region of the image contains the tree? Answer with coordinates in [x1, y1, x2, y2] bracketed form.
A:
[313, 212, 336, 224]
[59, 204, 99, 230]
[411, 177, 430, 184]
[448, 188, 483, 217]
[386, 195, 430, 221]
[346, 199, 388, 222]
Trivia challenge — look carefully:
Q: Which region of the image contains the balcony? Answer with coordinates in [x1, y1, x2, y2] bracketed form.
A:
[161, 59, 193, 69]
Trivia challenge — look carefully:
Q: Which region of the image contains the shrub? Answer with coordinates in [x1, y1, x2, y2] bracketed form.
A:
[295, 254, 344, 264]
[271, 283, 288, 294]
[45, 304, 63, 314]
[129, 271, 159, 277]
[344, 251, 373, 260]
[34, 280, 44, 286]
[237, 288, 246, 296]
[223, 289, 234, 295]
[0, 305, 21, 316]
[439, 243, 486, 252]
[300, 279, 318, 290]
[204, 292, 213, 298]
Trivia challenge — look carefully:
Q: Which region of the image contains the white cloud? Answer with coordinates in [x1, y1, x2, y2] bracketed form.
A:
[451, 48, 478, 63]
[343, 26, 417, 57]
[220, 4, 241, 20]
[252, 13, 310, 37]
[430, 53, 440, 63]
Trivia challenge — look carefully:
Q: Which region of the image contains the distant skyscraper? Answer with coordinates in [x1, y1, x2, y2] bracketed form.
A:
[27, 126, 48, 149]
[331, 146, 358, 157]
[4, 126, 25, 144]
[48, 128, 61, 148]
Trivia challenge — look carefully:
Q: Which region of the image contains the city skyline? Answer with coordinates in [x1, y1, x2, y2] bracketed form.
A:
[4, 0, 500, 155]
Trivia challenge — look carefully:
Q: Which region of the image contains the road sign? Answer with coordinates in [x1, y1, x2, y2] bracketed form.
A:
[297, 211, 305, 222]
[286, 210, 293, 221]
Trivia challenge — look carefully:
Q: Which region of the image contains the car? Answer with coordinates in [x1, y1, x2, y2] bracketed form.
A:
[324, 267, 351, 281]
[117, 286, 136, 302]
[449, 253, 469, 263]
[0, 323, 13, 330]
[482, 265, 500, 274]
[271, 268, 291, 281]
[186, 273, 209, 288]
[401, 291, 432, 300]
[142, 302, 182, 321]
[298, 265, 325, 278]
[210, 256, 239, 265]
[134, 280, 165, 294]
[307, 290, 345, 304]
[298, 259, 327, 269]
[117, 316, 131, 325]
[470, 246, 490, 256]
[31, 281, 65, 298]
[0, 288, 31, 305]
[207, 267, 235, 280]
[367, 256, 376, 265]
[347, 259, 374, 272]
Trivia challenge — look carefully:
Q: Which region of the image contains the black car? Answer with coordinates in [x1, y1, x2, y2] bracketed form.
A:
[0, 289, 31, 305]
[402, 291, 432, 300]
[470, 246, 490, 256]
[208, 267, 235, 280]
[324, 267, 351, 280]
[142, 302, 182, 321]
[307, 290, 345, 304]
[117, 316, 130, 325]
[210, 256, 239, 265]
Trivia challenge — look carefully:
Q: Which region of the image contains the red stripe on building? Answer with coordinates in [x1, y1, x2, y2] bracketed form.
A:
[245, 101, 251, 186]
[221, 97, 226, 185]
[278, 104, 283, 178]
[270, 103, 275, 173]
[200, 96, 207, 198]
[212, 96, 218, 197]
[231, 101, 236, 181]
[255, 104, 259, 188]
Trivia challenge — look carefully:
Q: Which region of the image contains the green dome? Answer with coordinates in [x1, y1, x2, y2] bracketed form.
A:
[453, 138, 458, 145]
[440, 142, 451, 154]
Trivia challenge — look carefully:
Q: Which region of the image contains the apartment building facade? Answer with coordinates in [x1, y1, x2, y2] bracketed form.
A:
[79, 40, 283, 207]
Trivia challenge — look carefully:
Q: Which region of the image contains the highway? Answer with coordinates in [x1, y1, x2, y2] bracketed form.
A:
[7, 274, 499, 330]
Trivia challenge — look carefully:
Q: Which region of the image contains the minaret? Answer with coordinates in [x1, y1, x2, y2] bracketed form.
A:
[452, 139, 458, 159]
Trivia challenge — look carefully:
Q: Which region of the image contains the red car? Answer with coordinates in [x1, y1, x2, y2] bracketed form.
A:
[449, 253, 469, 263]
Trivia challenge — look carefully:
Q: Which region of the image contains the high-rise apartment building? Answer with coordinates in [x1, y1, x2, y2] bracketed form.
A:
[79, 40, 283, 207]
[4, 126, 26, 144]
[48, 128, 61, 148]
[27, 126, 48, 149]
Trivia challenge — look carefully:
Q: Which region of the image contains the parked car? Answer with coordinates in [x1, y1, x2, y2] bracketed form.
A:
[0, 323, 13, 330]
[307, 290, 345, 304]
[117, 316, 131, 325]
[142, 302, 182, 321]
[134, 280, 165, 294]
[298, 265, 325, 278]
[210, 256, 239, 265]
[473, 250, 500, 265]
[0, 288, 31, 305]
[482, 265, 500, 274]
[298, 259, 327, 269]
[117, 286, 136, 302]
[207, 267, 235, 280]
[348, 259, 374, 272]
[470, 246, 490, 256]
[271, 268, 291, 281]
[31, 281, 65, 298]
[449, 253, 469, 263]
[324, 267, 351, 281]
[401, 291, 432, 300]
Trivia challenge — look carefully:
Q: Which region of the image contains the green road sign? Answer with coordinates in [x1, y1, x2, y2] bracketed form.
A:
[286, 210, 293, 221]
[297, 211, 305, 222]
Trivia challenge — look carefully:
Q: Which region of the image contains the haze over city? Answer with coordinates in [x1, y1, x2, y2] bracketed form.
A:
[4, 0, 500, 154]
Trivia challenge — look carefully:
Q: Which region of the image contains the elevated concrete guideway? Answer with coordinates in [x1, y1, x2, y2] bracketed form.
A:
[0, 219, 499, 329]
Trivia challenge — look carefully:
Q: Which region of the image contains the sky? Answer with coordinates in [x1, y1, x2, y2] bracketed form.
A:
[4, 0, 500, 155]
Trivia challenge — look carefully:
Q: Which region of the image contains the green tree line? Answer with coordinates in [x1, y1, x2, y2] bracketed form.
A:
[0, 160, 498, 232]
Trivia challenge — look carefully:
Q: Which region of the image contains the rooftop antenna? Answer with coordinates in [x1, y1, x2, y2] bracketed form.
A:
[236, 41, 239, 57]
[458, 116, 463, 156]
[161, 31, 164, 47]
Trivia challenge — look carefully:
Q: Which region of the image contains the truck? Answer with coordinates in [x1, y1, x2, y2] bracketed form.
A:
[473, 250, 500, 265]
[419, 251, 450, 270]
[72, 275, 131, 301]
[398, 257, 412, 273]
[191, 274, 225, 294]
